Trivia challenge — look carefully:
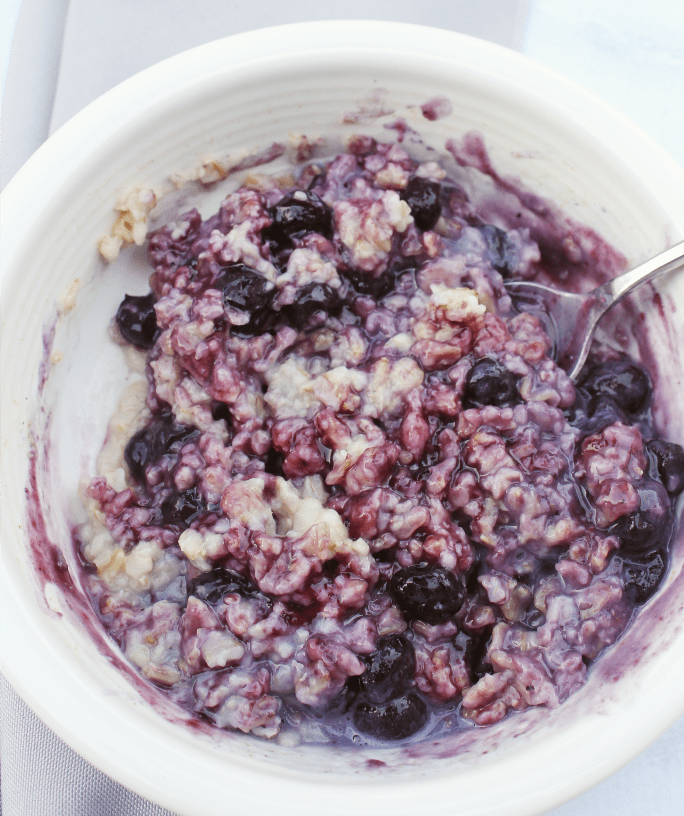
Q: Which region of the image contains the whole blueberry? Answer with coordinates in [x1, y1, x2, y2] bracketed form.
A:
[462, 358, 521, 409]
[610, 480, 671, 553]
[389, 563, 465, 625]
[153, 412, 198, 453]
[124, 412, 197, 482]
[583, 395, 627, 434]
[578, 359, 651, 415]
[159, 488, 204, 529]
[218, 263, 276, 335]
[286, 282, 342, 324]
[646, 438, 684, 495]
[400, 177, 442, 231]
[358, 635, 416, 705]
[187, 567, 264, 605]
[344, 257, 417, 301]
[220, 265, 272, 310]
[124, 428, 154, 483]
[116, 292, 159, 349]
[620, 550, 667, 605]
[266, 191, 333, 249]
[479, 224, 516, 277]
[353, 692, 428, 741]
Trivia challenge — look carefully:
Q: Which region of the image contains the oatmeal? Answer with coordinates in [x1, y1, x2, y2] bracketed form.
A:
[77, 137, 684, 744]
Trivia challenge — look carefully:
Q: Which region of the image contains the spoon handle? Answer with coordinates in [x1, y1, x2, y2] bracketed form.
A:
[598, 240, 684, 305]
[564, 240, 684, 382]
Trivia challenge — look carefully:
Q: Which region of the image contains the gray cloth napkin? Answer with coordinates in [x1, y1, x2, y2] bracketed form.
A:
[0, 675, 177, 816]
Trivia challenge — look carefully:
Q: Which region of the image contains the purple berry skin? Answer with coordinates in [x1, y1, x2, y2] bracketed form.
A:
[647, 439, 684, 495]
[124, 412, 196, 483]
[389, 563, 465, 625]
[159, 488, 204, 529]
[621, 550, 667, 605]
[610, 480, 671, 553]
[218, 263, 276, 335]
[284, 282, 342, 324]
[116, 292, 159, 349]
[400, 177, 442, 231]
[187, 568, 266, 606]
[479, 224, 516, 277]
[358, 635, 416, 705]
[578, 359, 651, 415]
[462, 358, 521, 409]
[353, 693, 428, 741]
[266, 191, 333, 248]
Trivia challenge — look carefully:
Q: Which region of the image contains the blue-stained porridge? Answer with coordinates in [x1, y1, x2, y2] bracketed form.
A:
[78, 137, 684, 744]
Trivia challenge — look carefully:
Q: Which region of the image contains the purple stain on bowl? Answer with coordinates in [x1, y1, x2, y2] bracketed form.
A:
[420, 96, 453, 121]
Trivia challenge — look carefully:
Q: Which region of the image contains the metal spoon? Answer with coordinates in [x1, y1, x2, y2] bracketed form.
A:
[504, 241, 684, 382]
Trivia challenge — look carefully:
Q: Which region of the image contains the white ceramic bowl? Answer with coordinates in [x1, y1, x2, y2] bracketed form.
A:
[2, 21, 684, 816]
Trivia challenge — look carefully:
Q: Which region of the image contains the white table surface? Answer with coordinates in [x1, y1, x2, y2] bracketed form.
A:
[1, 1, 683, 814]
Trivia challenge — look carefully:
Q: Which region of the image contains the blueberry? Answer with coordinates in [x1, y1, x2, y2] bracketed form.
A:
[218, 263, 276, 335]
[187, 567, 264, 605]
[116, 292, 159, 349]
[358, 635, 416, 705]
[124, 428, 154, 483]
[284, 282, 342, 324]
[646, 439, 684, 495]
[479, 225, 516, 277]
[344, 258, 417, 301]
[266, 191, 333, 249]
[389, 563, 465, 625]
[353, 692, 428, 741]
[124, 413, 197, 482]
[610, 480, 671, 552]
[159, 488, 204, 529]
[400, 177, 442, 231]
[620, 550, 667, 605]
[578, 359, 651, 415]
[587, 394, 626, 424]
[573, 395, 627, 436]
[153, 413, 198, 452]
[462, 358, 521, 409]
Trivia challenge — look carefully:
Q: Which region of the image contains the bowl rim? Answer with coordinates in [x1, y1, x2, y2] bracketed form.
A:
[2, 19, 684, 816]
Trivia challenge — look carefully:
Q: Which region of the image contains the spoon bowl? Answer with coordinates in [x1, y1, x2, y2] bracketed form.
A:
[505, 241, 684, 380]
